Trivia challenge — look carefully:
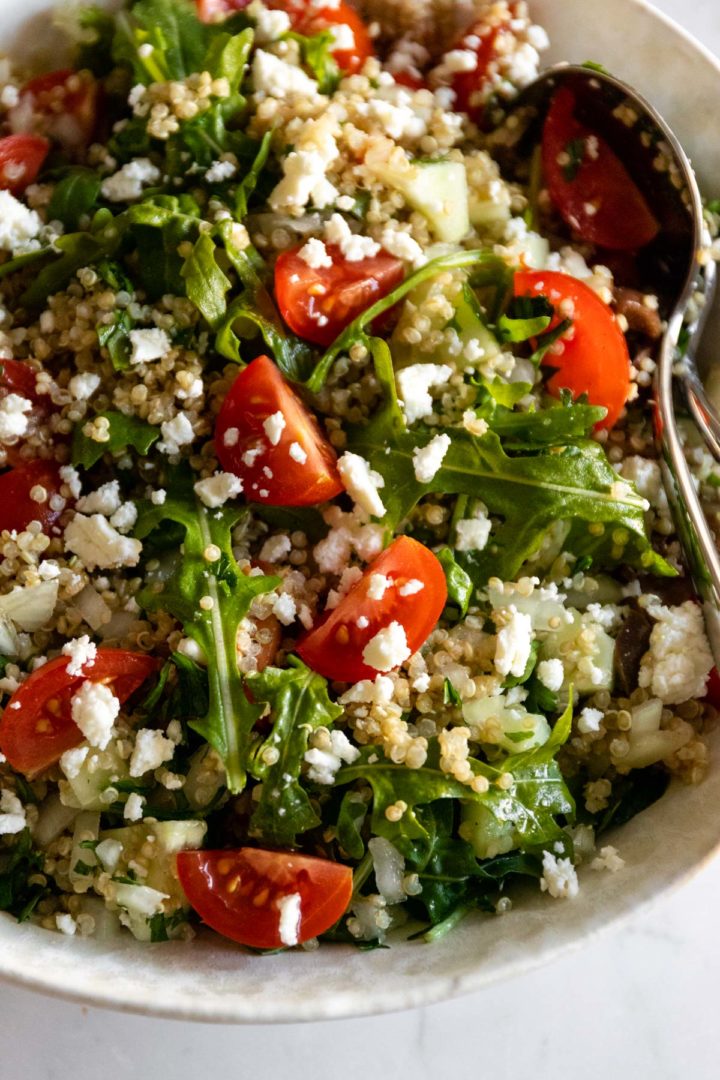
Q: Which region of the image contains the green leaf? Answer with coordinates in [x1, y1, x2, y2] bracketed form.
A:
[306, 249, 507, 393]
[285, 29, 341, 94]
[20, 227, 120, 308]
[135, 494, 279, 792]
[475, 395, 607, 448]
[563, 137, 586, 182]
[480, 378, 532, 409]
[246, 656, 342, 845]
[529, 318, 573, 366]
[443, 678, 462, 706]
[47, 169, 101, 230]
[204, 27, 253, 94]
[235, 130, 272, 219]
[113, 0, 213, 83]
[436, 546, 474, 617]
[181, 232, 231, 329]
[97, 310, 133, 371]
[336, 791, 369, 860]
[0, 830, 49, 922]
[497, 294, 553, 343]
[72, 410, 159, 468]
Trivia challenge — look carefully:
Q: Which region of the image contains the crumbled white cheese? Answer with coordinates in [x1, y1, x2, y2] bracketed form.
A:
[110, 501, 138, 533]
[272, 591, 297, 626]
[124, 792, 146, 822]
[0, 191, 41, 253]
[205, 158, 237, 183]
[259, 534, 292, 564]
[270, 149, 339, 211]
[158, 413, 194, 455]
[398, 579, 424, 597]
[577, 707, 604, 734]
[95, 838, 123, 872]
[59, 464, 82, 499]
[129, 728, 175, 777]
[193, 471, 243, 508]
[0, 393, 31, 440]
[362, 620, 411, 672]
[455, 507, 492, 553]
[252, 49, 319, 99]
[129, 327, 171, 364]
[367, 573, 391, 601]
[55, 913, 78, 936]
[536, 658, 564, 693]
[324, 213, 380, 262]
[298, 237, 333, 269]
[591, 845, 625, 872]
[247, 0, 291, 43]
[540, 850, 579, 899]
[494, 606, 533, 679]
[150, 488, 167, 505]
[77, 479, 122, 516]
[263, 410, 286, 446]
[65, 514, 142, 570]
[69, 372, 101, 401]
[59, 746, 89, 780]
[289, 441, 307, 464]
[62, 635, 97, 677]
[396, 364, 452, 425]
[412, 433, 450, 484]
[101, 158, 161, 202]
[337, 452, 386, 518]
[379, 227, 425, 267]
[304, 729, 360, 784]
[0, 788, 26, 835]
[70, 681, 121, 750]
[638, 600, 714, 705]
[329, 22, 355, 50]
[277, 891, 302, 947]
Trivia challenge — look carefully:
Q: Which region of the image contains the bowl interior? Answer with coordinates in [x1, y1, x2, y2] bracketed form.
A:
[1, 0, 719, 1023]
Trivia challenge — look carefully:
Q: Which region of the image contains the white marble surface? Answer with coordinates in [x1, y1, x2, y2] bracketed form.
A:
[2, 0, 720, 1075]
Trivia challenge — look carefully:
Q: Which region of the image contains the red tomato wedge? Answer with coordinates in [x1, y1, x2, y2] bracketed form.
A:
[0, 650, 161, 776]
[448, 4, 519, 123]
[0, 460, 69, 534]
[542, 86, 659, 251]
[275, 243, 404, 348]
[514, 269, 631, 430]
[0, 358, 44, 402]
[176, 847, 353, 949]
[704, 667, 720, 710]
[297, 536, 447, 683]
[0, 134, 50, 194]
[196, 0, 373, 73]
[216, 355, 343, 506]
[11, 69, 99, 153]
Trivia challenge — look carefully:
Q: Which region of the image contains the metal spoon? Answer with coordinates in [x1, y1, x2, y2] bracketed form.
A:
[490, 63, 720, 660]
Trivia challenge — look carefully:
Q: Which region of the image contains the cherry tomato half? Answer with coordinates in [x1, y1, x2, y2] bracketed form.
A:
[514, 269, 631, 430]
[297, 536, 447, 683]
[0, 134, 50, 194]
[275, 243, 404, 348]
[542, 86, 659, 252]
[196, 0, 373, 73]
[11, 69, 99, 154]
[0, 359, 45, 402]
[216, 355, 343, 506]
[0, 650, 161, 776]
[448, 3, 519, 124]
[176, 847, 353, 949]
[0, 460, 70, 535]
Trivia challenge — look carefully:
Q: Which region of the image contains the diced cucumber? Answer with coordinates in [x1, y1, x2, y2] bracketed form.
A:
[539, 611, 615, 695]
[59, 743, 129, 811]
[486, 583, 572, 634]
[459, 801, 516, 860]
[465, 151, 511, 235]
[183, 745, 226, 811]
[463, 694, 551, 755]
[368, 151, 470, 242]
[101, 819, 207, 908]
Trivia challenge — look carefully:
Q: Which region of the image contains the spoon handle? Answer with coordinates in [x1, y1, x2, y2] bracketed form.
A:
[656, 302, 720, 664]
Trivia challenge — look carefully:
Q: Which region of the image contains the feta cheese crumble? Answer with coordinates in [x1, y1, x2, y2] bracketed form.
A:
[304, 729, 360, 784]
[193, 471, 243, 508]
[298, 237, 333, 269]
[101, 158, 161, 202]
[263, 410, 286, 446]
[412, 433, 451, 484]
[70, 681, 121, 750]
[537, 658, 564, 693]
[62, 635, 97, 677]
[337, 452, 386, 518]
[0, 393, 31, 440]
[0, 191, 41, 253]
[129, 327, 172, 364]
[540, 850, 579, 899]
[397, 364, 453, 425]
[277, 891, 302, 947]
[64, 514, 142, 570]
[324, 214, 380, 262]
[362, 621, 411, 672]
[638, 600, 714, 705]
[0, 788, 26, 835]
[129, 729, 175, 777]
[494, 606, 533, 679]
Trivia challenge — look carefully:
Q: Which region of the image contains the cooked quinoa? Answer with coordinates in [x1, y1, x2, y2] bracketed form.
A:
[0, 0, 717, 950]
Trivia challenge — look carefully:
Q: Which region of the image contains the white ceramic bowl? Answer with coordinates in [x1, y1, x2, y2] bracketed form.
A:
[1, 0, 719, 1024]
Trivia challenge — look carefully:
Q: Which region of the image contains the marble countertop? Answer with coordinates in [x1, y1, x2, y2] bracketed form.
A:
[2, 1, 720, 1076]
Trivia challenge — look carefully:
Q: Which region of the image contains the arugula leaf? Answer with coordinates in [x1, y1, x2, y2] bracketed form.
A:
[97, 310, 133, 371]
[74, 6, 118, 75]
[113, 0, 213, 83]
[235, 130, 273, 219]
[47, 169, 101, 230]
[443, 678, 462, 706]
[306, 249, 508, 393]
[529, 318, 573, 366]
[284, 30, 341, 94]
[436, 546, 474, 617]
[478, 378, 532, 409]
[336, 790, 369, 859]
[474, 392, 607, 448]
[20, 225, 120, 308]
[181, 232, 231, 329]
[72, 410, 159, 468]
[0, 830, 49, 922]
[497, 294, 553, 343]
[135, 494, 278, 792]
[126, 196, 202, 299]
[246, 656, 342, 845]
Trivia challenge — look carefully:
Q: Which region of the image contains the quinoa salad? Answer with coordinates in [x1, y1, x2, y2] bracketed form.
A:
[0, 0, 717, 952]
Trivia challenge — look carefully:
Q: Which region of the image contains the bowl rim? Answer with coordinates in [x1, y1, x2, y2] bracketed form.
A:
[1, 0, 720, 1025]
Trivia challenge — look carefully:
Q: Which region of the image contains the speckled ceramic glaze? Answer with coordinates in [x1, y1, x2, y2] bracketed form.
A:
[0, 0, 718, 1024]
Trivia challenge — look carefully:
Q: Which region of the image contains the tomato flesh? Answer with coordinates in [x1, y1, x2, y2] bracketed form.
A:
[0, 134, 50, 194]
[11, 69, 99, 153]
[297, 536, 447, 683]
[216, 355, 343, 507]
[275, 243, 404, 348]
[0, 460, 70, 534]
[514, 269, 631, 430]
[448, 5, 520, 124]
[0, 650, 161, 776]
[196, 0, 373, 73]
[704, 667, 720, 709]
[542, 87, 659, 252]
[176, 847, 353, 948]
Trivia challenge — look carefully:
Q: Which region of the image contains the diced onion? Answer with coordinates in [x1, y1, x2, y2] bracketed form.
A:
[0, 615, 20, 656]
[0, 580, 58, 631]
[368, 837, 406, 904]
[33, 795, 79, 847]
[74, 584, 112, 632]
